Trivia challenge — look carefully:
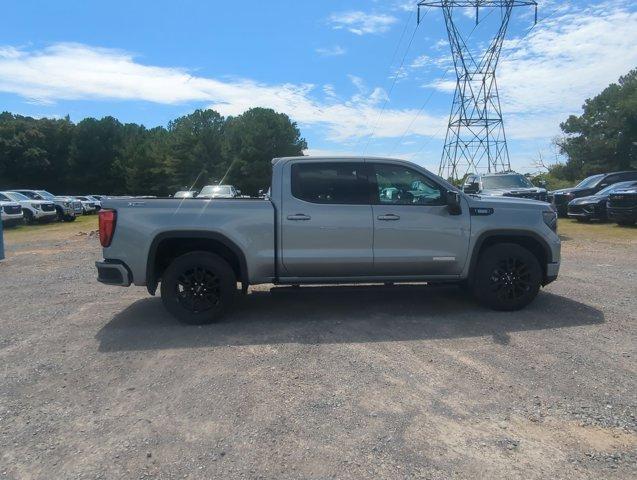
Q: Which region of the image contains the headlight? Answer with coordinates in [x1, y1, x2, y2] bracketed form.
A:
[32, 203, 42, 210]
[63, 202, 70, 207]
[542, 210, 558, 232]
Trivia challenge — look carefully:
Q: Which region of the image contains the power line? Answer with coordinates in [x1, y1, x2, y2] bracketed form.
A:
[408, 1, 568, 169]
[360, 7, 430, 154]
[388, 7, 498, 157]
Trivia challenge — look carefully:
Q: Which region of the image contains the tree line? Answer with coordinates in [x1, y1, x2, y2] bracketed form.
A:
[1, 68, 634, 196]
[0, 107, 307, 196]
[534, 68, 637, 189]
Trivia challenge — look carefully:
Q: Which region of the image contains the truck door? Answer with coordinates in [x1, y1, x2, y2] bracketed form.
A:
[280, 161, 374, 277]
[370, 162, 471, 276]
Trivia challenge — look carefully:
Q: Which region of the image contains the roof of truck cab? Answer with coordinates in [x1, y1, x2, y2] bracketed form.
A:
[272, 156, 412, 165]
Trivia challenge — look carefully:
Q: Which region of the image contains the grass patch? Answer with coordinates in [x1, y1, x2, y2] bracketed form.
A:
[558, 218, 636, 244]
[3, 214, 98, 246]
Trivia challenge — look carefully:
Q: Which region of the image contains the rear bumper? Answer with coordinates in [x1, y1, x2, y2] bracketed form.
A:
[544, 261, 560, 285]
[96, 260, 131, 286]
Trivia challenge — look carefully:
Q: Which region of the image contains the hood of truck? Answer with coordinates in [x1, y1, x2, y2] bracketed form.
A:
[466, 194, 549, 209]
[481, 187, 546, 196]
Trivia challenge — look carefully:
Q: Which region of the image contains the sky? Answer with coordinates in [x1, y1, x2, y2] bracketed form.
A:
[0, 0, 636, 174]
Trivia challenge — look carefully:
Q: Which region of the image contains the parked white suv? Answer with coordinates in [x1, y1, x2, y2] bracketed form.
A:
[73, 196, 99, 214]
[0, 195, 24, 227]
[2, 191, 57, 224]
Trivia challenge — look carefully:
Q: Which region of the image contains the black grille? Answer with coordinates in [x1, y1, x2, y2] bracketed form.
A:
[42, 203, 55, 212]
[3, 205, 22, 215]
[552, 194, 571, 205]
[568, 204, 584, 214]
[504, 192, 547, 202]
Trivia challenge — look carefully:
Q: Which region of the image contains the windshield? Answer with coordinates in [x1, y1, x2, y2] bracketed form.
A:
[174, 191, 194, 198]
[200, 185, 232, 196]
[3, 191, 29, 201]
[597, 181, 637, 196]
[35, 190, 56, 200]
[482, 174, 533, 189]
[0, 193, 11, 202]
[575, 174, 604, 189]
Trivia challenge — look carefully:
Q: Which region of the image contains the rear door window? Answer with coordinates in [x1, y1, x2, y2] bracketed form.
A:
[291, 162, 371, 205]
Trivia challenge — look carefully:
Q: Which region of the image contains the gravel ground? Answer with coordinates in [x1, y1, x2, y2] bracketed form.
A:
[0, 222, 635, 479]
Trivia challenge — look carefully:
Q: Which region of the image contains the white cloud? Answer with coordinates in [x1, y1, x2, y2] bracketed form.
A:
[427, 1, 637, 139]
[410, 54, 431, 69]
[315, 45, 346, 57]
[0, 42, 446, 142]
[328, 11, 398, 35]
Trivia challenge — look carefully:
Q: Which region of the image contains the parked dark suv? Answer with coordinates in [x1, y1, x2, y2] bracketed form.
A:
[550, 171, 637, 216]
[607, 187, 637, 226]
[567, 181, 637, 222]
[462, 172, 548, 201]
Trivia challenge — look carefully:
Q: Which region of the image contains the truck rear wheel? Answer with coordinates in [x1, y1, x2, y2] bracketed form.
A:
[160, 251, 237, 324]
[472, 243, 542, 311]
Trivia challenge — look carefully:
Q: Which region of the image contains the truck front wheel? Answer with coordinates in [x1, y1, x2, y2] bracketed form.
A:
[160, 251, 237, 324]
[472, 243, 542, 311]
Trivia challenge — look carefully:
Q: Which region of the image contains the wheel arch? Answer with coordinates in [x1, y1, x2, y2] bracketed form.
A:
[468, 230, 553, 283]
[146, 231, 248, 295]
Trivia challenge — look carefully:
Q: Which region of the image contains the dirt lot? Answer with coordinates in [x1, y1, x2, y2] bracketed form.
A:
[0, 218, 635, 479]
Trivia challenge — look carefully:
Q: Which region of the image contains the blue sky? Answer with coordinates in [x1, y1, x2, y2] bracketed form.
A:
[1, 0, 636, 174]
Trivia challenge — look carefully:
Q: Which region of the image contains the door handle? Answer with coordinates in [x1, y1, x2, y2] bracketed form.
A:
[287, 214, 311, 221]
[377, 214, 400, 221]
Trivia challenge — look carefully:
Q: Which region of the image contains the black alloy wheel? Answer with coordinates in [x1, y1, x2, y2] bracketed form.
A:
[161, 251, 236, 324]
[472, 243, 542, 311]
[176, 266, 221, 313]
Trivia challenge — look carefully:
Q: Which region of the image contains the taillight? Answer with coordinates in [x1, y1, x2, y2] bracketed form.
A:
[98, 209, 117, 247]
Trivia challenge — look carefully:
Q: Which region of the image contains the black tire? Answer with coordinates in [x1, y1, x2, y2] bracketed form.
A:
[472, 243, 542, 311]
[24, 210, 35, 225]
[63, 215, 76, 222]
[160, 251, 237, 324]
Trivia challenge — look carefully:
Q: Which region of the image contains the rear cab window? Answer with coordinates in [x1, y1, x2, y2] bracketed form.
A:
[291, 162, 371, 205]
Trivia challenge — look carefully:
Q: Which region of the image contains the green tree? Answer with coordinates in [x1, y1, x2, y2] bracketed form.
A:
[223, 108, 307, 195]
[167, 109, 226, 192]
[557, 69, 637, 181]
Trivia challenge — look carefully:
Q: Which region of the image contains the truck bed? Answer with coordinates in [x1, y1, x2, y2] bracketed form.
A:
[102, 197, 276, 286]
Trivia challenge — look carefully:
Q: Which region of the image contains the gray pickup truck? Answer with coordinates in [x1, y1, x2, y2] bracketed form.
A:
[96, 156, 560, 324]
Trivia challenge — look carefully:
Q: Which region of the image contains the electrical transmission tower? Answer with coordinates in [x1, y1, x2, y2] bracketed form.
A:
[417, 1, 537, 180]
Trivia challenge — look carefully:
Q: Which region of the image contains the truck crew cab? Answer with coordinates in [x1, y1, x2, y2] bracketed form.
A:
[96, 157, 561, 324]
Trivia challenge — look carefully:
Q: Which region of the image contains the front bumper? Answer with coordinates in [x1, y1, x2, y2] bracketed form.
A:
[567, 203, 604, 220]
[607, 206, 637, 222]
[1, 213, 24, 226]
[96, 260, 132, 286]
[33, 209, 58, 220]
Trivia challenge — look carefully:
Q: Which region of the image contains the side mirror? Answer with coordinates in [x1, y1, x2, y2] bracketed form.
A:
[447, 190, 462, 215]
[463, 182, 479, 194]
